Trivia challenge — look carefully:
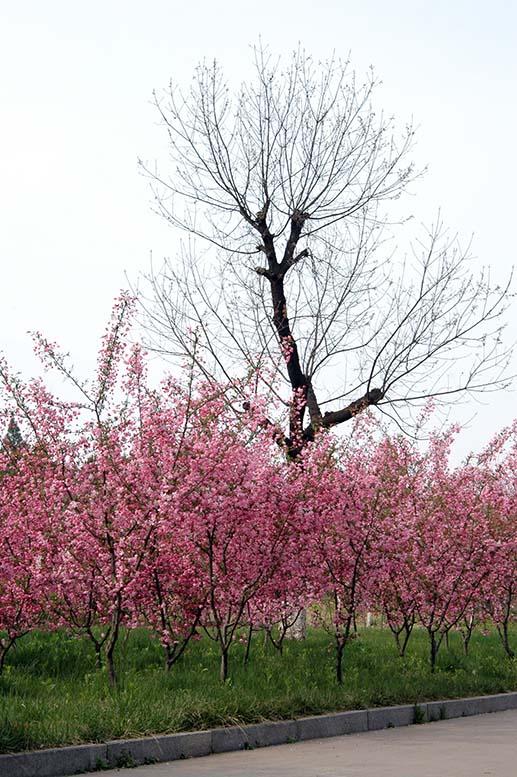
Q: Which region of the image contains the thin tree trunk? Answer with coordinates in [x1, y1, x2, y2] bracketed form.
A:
[391, 624, 413, 657]
[243, 624, 253, 666]
[86, 627, 106, 670]
[385, 610, 414, 658]
[105, 598, 122, 687]
[267, 630, 281, 652]
[335, 637, 345, 684]
[497, 621, 515, 659]
[106, 636, 118, 687]
[94, 641, 103, 670]
[496, 589, 514, 659]
[164, 643, 177, 671]
[398, 619, 414, 657]
[460, 615, 475, 656]
[267, 622, 287, 654]
[220, 647, 229, 683]
[429, 630, 439, 672]
[163, 610, 203, 671]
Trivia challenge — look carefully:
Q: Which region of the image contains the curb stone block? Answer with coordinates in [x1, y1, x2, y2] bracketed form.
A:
[211, 726, 248, 753]
[471, 692, 517, 713]
[427, 701, 448, 721]
[427, 698, 481, 721]
[452, 697, 490, 718]
[427, 692, 517, 722]
[0, 743, 107, 777]
[487, 692, 517, 711]
[166, 730, 212, 759]
[296, 710, 368, 740]
[244, 720, 298, 748]
[367, 703, 423, 731]
[106, 730, 211, 766]
[445, 698, 477, 719]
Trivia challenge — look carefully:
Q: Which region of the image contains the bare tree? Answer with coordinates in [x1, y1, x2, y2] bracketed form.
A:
[138, 45, 513, 458]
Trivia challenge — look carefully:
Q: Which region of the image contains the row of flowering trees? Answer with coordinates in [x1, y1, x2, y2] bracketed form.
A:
[0, 297, 515, 684]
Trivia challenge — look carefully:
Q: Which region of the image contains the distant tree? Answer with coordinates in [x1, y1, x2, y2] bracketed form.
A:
[2, 416, 24, 454]
[0, 415, 26, 479]
[139, 45, 512, 458]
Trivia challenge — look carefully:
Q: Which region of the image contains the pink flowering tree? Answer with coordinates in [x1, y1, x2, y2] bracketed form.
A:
[171, 396, 304, 682]
[0, 364, 80, 670]
[0, 445, 50, 671]
[406, 432, 495, 670]
[299, 425, 394, 684]
[0, 297, 184, 682]
[476, 423, 517, 658]
[367, 436, 421, 658]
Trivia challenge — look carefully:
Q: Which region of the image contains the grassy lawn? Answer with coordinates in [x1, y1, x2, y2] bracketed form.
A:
[0, 626, 515, 753]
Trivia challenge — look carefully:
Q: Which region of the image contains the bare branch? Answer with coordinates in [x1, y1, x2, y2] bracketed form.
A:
[137, 44, 513, 454]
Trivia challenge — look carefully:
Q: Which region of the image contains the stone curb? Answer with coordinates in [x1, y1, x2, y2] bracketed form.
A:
[1, 692, 515, 776]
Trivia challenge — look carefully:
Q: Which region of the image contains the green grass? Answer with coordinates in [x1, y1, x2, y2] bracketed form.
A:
[0, 626, 515, 753]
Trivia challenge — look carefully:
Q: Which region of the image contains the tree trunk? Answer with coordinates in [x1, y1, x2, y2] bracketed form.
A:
[460, 616, 475, 656]
[163, 615, 202, 671]
[335, 638, 345, 684]
[87, 632, 104, 669]
[94, 641, 103, 670]
[105, 601, 122, 687]
[243, 624, 253, 666]
[266, 626, 285, 655]
[220, 647, 229, 683]
[429, 630, 439, 672]
[106, 646, 117, 686]
[497, 621, 515, 659]
[395, 620, 413, 658]
[164, 643, 177, 671]
[401, 620, 413, 656]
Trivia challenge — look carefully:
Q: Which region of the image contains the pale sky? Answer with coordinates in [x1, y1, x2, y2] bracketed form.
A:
[1, 0, 516, 457]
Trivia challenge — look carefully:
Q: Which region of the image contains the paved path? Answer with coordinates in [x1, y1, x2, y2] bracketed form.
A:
[103, 710, 517, 777]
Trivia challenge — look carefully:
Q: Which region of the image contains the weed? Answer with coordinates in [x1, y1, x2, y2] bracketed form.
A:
[115, 751, 136, 768]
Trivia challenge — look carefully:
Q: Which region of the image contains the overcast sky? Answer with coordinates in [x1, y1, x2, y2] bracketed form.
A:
[1, 0, 516, 457]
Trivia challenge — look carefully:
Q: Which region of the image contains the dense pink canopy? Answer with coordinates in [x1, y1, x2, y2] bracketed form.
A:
[0, 298, 515, 680]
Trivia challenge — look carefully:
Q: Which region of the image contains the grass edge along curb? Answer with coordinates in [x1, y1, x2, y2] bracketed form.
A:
[1, 691, 516, 777]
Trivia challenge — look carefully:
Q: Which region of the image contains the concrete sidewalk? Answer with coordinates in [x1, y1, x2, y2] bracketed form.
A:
[110, 709, 517, 777]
